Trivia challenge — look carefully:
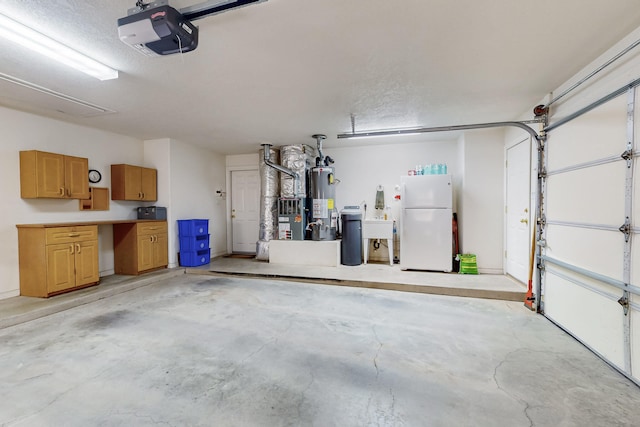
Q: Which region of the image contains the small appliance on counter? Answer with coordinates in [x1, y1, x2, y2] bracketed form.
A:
[137, 206, 167, 220]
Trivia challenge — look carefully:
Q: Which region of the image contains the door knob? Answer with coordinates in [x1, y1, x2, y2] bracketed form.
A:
[520, 218, 528, 224]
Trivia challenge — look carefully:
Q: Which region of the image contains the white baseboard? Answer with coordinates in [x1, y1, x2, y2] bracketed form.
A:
[0, 289, 20, 300]
[100, 269, 115, 277]
[478, 267, 504, 275]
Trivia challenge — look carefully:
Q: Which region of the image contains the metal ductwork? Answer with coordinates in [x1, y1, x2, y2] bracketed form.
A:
[256, 145, 280, 260]
[262, 143, 303, 197]
[280, 144, 315, 198]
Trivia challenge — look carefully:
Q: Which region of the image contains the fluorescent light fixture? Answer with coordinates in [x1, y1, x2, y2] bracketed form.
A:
[0, 72, 116, 116]
[0, 12, 118, 81]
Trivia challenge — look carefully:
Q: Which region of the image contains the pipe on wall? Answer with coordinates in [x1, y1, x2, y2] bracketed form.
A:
[256, 144, 280, 260]
[262, 143, 302, 197]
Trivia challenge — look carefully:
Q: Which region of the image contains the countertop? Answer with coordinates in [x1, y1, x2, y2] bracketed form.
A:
[16, 219, 166, 228]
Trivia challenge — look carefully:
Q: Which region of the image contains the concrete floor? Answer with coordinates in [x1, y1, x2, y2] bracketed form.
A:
[1, 272, 640, 426]
[0, 257, 527, 329]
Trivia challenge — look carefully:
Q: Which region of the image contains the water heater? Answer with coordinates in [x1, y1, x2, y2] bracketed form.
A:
[310, 166, 337, 240]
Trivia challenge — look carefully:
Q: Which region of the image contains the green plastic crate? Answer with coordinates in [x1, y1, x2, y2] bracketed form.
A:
[457, 254, 478, 275]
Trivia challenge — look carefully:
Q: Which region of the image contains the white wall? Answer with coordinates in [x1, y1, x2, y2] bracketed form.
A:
[0, 107, 227, 300]
[168, 139, 227, 261]
[226, 153, 259, 168]
[458, 129, 505, 273]
[0, 106, 144, 299]
[325, 139, 460, 219]
[143, 138, 173, 263]
[325, 139, 460, 263]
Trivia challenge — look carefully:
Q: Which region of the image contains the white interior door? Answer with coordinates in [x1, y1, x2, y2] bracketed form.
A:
[231, 169, 260, 253]
[505, 139, 531, 283]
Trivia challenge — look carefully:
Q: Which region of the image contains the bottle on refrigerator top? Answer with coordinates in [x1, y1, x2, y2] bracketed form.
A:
[410, 163, 448, 176]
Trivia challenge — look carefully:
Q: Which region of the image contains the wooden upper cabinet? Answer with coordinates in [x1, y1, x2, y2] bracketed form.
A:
[111, 164, 157, 201]
[141, 167, 157, 201]
[65, 155, 90, 199]
[20, 150, 89, 199]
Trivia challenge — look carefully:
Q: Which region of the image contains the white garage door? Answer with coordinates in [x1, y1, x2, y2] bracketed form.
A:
[541, 88, 639, 383]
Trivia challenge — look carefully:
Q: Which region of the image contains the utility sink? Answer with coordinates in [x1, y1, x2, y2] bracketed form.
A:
[362, 219, 394, 265]
[362, 219, 393, 239]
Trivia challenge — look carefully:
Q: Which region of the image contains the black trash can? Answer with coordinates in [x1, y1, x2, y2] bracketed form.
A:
[340, 208, 362, 266]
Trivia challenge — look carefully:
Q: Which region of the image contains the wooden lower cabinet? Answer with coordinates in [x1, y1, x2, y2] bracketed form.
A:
[113, 221, 168, 275]
[18, 225, 99, 297]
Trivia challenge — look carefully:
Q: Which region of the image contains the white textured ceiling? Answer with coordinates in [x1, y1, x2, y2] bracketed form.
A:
[1, 0, 640, 154]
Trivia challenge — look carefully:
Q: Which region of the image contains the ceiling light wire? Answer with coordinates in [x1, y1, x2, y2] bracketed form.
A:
[176, 33, 185, 62]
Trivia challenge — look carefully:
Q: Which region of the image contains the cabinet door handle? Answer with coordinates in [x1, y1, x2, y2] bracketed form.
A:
[76, 243, 81, 254]
[60, 187, 65, 196]
[153, 235, 157, 243]
[141, 192, 145, 199]
[69, 244, 74, 254]
[150, 236, 154, 242]
[68, 233, 80, 237]
[66, 188, 71, 197]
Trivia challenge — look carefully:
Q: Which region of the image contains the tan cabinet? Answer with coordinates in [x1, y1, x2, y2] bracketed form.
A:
[111, 164, 157, 201]
[79, 187, 110, 211]
[113, 221, 168, 274]
[20, 150, 89, 199]
[17, 225, 99, 297]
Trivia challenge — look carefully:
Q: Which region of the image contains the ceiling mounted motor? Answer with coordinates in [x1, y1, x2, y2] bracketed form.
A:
[118, 1, 199, 56]
[118, 0, 267, 56]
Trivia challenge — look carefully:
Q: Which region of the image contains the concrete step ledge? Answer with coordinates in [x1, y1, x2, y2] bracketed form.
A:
[187, 269, 526, 302]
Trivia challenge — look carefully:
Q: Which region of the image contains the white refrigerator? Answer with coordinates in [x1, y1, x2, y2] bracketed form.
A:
[400, 174, 452, 272]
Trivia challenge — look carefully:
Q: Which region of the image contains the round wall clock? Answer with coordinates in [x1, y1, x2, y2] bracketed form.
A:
[88, 169, 102, 183]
